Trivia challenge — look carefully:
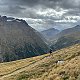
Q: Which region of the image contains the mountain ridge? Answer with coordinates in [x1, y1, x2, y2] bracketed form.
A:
[0, 15, 49, 62]
[41, 28, 60, 43]
[51, 25, 80, 50]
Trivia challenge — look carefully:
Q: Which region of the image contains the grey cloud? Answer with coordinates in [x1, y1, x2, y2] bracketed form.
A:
[7, 6, 25, 14]
[0, 5, 26, 17]
[0, 0, 80, 16]
[61, 0, 80, 9]
[64, 9, 80, 16]
[0, 0, 80, 31]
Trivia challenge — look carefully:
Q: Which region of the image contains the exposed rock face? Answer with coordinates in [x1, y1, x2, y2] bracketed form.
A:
[0, 16, 49, 62]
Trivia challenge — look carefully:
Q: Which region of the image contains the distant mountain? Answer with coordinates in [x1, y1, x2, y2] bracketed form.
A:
[41, 28, 60, 42]
[51, 25, 80, 50]
[0, 16, 49, 62]
[56, 25, 80, 38]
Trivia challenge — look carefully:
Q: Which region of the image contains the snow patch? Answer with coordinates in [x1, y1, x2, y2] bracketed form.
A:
[16, 20, 21, 22]
[7, 19, 13, 22]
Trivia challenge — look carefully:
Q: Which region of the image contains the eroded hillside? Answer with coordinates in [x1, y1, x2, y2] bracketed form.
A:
[0, 44, 80, 80]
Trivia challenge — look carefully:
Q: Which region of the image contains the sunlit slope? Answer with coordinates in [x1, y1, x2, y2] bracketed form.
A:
[0, 44, 80, 80]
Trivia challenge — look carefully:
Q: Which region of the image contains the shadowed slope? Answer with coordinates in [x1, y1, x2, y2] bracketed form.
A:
[0, 16, 49, 62]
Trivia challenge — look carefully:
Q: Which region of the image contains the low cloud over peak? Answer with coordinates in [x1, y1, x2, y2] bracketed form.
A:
[0, 0, 80, 31]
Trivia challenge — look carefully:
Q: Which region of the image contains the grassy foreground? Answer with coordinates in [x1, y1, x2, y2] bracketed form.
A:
[0, 44, 80, 80]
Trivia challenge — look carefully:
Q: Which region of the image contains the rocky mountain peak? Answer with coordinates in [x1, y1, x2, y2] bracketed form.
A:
[0, 15, 28, 25]
[0, 15, 49, 62]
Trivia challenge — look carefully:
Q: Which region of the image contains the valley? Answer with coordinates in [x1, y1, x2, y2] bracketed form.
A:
[0, 0, 80, 80]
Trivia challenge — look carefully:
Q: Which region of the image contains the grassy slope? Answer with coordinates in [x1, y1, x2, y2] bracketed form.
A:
[0, 44, 80, 80]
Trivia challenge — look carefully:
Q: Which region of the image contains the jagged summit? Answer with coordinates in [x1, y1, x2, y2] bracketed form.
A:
[0, 15, 28, 25]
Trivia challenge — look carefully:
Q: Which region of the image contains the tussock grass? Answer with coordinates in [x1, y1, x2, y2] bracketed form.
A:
[0, 44, 80, 80]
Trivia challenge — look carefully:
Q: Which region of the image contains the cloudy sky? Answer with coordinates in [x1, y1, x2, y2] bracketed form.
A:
[0, 0, 80, 31]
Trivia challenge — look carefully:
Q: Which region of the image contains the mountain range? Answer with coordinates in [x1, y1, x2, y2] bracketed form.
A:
[50, 25, 80, 50]
[0, 16, 49, 62]
[0, 15, 80, 63]
[0, 16, 80, 80]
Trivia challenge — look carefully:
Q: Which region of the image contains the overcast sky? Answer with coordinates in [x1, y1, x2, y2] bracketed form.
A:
[0, 0, 80, 31]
